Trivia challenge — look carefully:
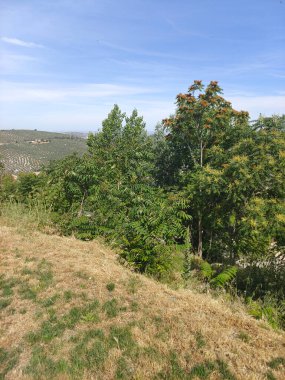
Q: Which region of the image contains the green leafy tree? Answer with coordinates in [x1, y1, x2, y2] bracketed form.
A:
[16, 173, 42, 202]
[0, 174, 17, 202]
[163, 80, 249, 258]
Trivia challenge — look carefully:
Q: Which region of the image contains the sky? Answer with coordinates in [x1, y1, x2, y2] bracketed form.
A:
[0, 0, 284, 132]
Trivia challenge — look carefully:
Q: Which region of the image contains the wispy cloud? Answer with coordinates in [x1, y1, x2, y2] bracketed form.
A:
[0, 82, 158, 102]
[0, 36, 43, 48]
[99, 40, 208, 62]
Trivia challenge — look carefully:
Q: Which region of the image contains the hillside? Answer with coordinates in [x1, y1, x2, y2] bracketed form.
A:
[0, 220, 284, 379]
[0, 130, 87, 173]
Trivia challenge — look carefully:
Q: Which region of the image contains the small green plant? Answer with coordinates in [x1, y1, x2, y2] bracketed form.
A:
[236, 331, 250, 343]
[18, 282, 37, 301]
[188, 359, 236, 380]
[106, 282, 115, 292]
[0, 298, 12, 310]
[246, 297, 282, 329]
[2, 286, 13, 297]
[216, 359, 236, 380]
[130, 301, 139, 312]
[37, 259, 53, 289]
[80, 312, 100, 323]
[0, 348, 8, 365]
[195, 331, 206, 349]
[63, 290, 73, 301]
[197, 259, 237, 289]
[267, 357, 285, 369]
[188, 360, 215, 379]
[0, 276, 19, 298]
[266, 371, 277, 380]
[108, 325, 136, 354]
[102, 299, 118, 318]
[116, 356, 132, 379]
[21, 267, 34, 276]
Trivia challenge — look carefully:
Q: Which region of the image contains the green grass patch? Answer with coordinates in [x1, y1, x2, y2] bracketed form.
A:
[37, 259, 53, 289]
[68, 328, 108, 377]
[236, 331, 250, 343]
[155, 355, 236, 380]
[0, 347, 21, 380]
[0, 275, 19, 298]
[215, 359, 236, 380]
[106, 282, 115, 292]
[102, 298, 119, 318]
[0, 348, 8, 366]
[267, 357, 285, 369]
[154, 351, 186, 379]
[18, 282, 38, 301]
[195, 331, 206, 349]
[21, 267, 34, 276]
[130, 301, 139, 312]
[116, 356, 133, 379]
[266, 371, 277, 380]
[108, 325, 136, 354]
[24, 346, 68, 380]
[26, 300, 100, 344]
[63, 290, 74, 301]
[0, 298, 12, 310]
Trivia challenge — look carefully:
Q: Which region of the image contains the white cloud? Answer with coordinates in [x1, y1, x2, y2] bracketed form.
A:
[0, 82, 171, 131]
[0, 36, 43, 48]
[0, 82, 157, 102]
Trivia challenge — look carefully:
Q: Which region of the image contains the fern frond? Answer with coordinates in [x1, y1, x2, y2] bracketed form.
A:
[200, 261, 214, 279]
[210, 266, 237, 288]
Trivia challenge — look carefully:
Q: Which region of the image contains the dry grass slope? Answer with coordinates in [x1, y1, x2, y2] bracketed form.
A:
[0, 220, 284, 379]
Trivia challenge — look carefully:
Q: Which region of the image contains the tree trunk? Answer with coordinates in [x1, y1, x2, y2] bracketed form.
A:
[77, 190, 87, 217]
[197, 139, 203, 258]
[198, 214, 203, 258]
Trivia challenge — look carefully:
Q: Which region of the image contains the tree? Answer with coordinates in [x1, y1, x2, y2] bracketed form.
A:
[163, 80, 249, 257]
[0, 160, 4, 175]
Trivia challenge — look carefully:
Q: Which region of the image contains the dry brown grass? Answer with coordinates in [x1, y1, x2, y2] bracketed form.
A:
[0, 221, 285, 380]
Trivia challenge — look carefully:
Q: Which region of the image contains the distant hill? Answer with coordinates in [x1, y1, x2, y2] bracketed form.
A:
[0, 129, 87, 173]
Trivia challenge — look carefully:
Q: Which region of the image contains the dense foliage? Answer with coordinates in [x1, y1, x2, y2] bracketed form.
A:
[1, 81, 284, 325]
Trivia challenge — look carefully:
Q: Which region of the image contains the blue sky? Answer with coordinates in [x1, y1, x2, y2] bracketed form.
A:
[0, 0, 284, 132]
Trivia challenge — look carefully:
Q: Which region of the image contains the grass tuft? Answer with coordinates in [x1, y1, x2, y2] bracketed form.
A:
[102, 298, 119, 318]
[108, 325, 136, 354]
[0, 347, 21, 380]
[267, 357, 285, 369]
[195, 331, 206, 349]
[0, 298, 11, 310]
[106, 282, 115, 292]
